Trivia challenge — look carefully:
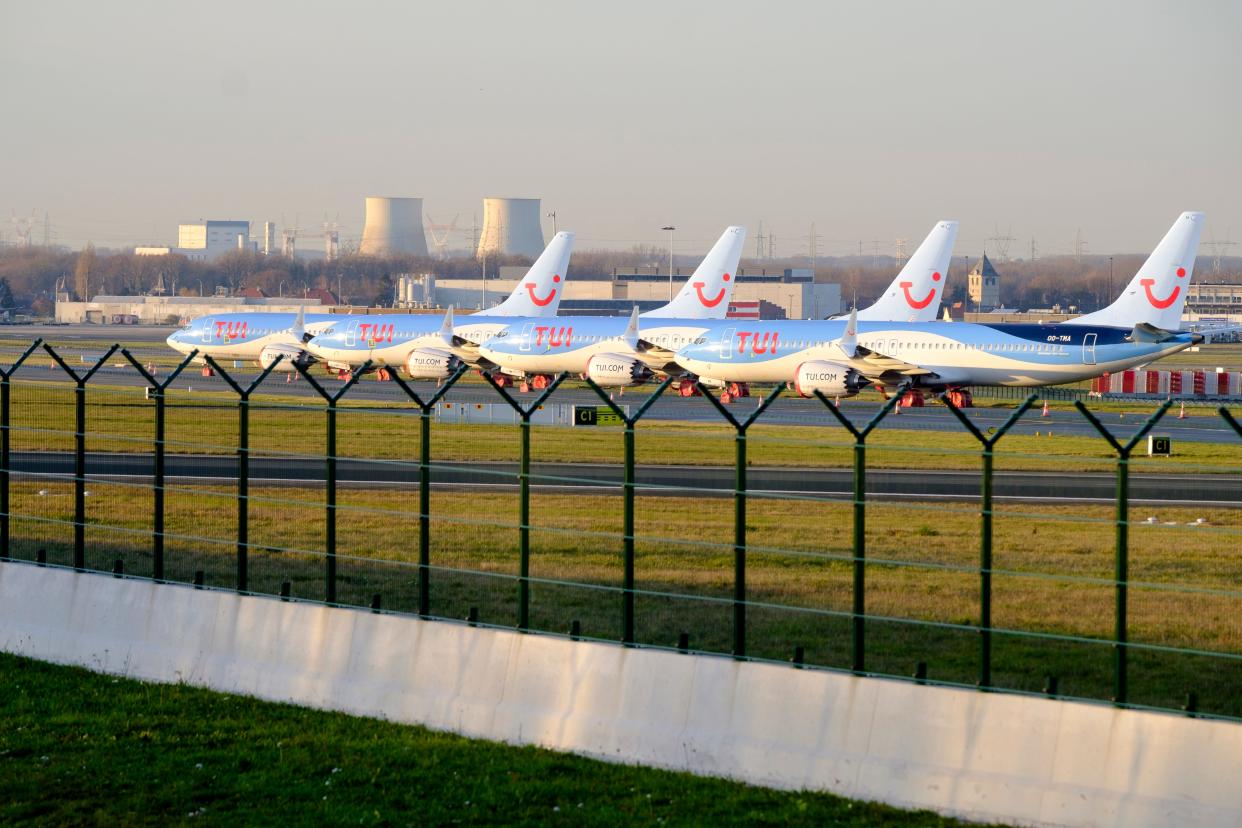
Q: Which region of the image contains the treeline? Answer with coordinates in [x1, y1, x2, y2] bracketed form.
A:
[0, 244, 1234, 317]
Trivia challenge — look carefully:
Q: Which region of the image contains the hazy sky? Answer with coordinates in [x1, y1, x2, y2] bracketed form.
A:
[3, 0, 1240, 258]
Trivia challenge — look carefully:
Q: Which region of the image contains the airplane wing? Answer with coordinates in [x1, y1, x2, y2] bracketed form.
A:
[845, 343, 937, 379]
[824, 308, 936, 380]
[634, 339, 683, 374]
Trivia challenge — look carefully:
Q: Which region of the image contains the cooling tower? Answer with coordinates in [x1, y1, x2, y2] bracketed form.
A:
[476, 197, 545, 259]
[359, 197, 429, 257]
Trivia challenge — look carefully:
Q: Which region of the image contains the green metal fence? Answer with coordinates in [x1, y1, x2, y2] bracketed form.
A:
[2, 338, 1240, 721]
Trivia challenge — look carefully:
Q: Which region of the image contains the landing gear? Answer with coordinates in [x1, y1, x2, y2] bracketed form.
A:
[944, 388, 973, 408]
[337, 369, 353, 382]
[676, 380, 702, 398]
[899, 389, 925, 408]
[200, 366, 215, 377]
[531, 373, 552, 390]
[374, 367, 392, 382]
[726, 382, 750, 398]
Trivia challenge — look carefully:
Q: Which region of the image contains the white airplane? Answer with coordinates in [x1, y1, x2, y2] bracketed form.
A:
[165, 304, 338, 371]
[166, 233, 575, 378]
[475, 226, 746, 393]
[303, 232, 575, 380]
[667, 212, 1206, 398]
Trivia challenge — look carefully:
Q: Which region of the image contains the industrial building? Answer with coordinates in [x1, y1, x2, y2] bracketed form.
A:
[55, 295, 330, 325]
[359, 197, 429, 257]
[434, 267, 840, 319]
[476, 197, 545, 259]
[135, 220, 254, 261]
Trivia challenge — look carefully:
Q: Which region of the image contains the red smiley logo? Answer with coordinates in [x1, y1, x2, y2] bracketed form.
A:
[899, 271, 940, 310]
[1140, 267, 1186, 310]
[525, 274, 560, 307]
[693, 273, 730, 307]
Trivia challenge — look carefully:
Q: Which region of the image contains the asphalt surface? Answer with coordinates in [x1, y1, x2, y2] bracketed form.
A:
[11, 452, 1241, 506]
[4, 324, 1240, 443]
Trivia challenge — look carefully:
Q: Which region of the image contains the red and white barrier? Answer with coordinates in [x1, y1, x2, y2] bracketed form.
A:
[1091, 369, 1242, 397]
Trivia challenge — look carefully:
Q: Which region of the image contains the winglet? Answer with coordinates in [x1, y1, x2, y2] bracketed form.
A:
[439, 305, 455, 344]
[291, 304, 307, 343]
[624, 305, 640, 348]
[836, 306, 859, 359]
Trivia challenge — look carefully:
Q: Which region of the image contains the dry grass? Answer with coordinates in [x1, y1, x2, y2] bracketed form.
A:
[7, 479, 1240, 717]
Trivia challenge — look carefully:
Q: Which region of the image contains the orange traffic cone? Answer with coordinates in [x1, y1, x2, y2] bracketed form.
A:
[1178, 401, 1187, 420]
[1041, 400, 1050, 418]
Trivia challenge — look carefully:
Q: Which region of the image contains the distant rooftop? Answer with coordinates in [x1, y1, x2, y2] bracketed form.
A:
[970, 254, 1000, 278]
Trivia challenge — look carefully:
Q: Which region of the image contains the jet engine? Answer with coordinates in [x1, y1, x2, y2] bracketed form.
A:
[258, 343, 310, 372]
[793, 361, 864, 398]
[404, 348, 461, 380]
[586, 353, 652, 387]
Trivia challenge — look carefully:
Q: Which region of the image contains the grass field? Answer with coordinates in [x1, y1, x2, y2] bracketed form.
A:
[7, 379, 1242, 475]
[0, 653, 972, 827]
[9, 480, 1241, 718]
[3, 335, 1240, 720]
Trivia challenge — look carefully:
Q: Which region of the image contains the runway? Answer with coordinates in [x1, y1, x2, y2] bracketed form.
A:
[10, 452, 1241, 506]
[3, 326, 1239, 444]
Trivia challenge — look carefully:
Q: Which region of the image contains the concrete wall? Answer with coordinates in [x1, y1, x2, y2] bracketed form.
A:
[2, 561, 1239, 828]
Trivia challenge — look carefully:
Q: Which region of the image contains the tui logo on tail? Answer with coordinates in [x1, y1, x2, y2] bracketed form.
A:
[1141, 267, 1186, 310]
[900, 271, 941, 310]
[694, 273, 730, 307]
[524, 274, 560, 307]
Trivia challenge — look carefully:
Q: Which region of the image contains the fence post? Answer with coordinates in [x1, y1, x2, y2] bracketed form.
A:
[585, 376, 673, 644]
[814, 390, 902, 673]
[0, 339, 42, 560]
[696, 383, 784, 659]
[122, 349, 198, 581]
[941, 392, 1036, 688]
[43, 343, 119, 570]
[1075, 398, 1172, 705]
[482, 371, 569, 631]
[390, 365, 469, 616]
[206, 355, 283, 593]
[1222, 407, 1241, 440]
[293, 360, 370, 604]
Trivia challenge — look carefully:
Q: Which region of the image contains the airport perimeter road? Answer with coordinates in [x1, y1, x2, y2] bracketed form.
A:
[5, 359, 1240, 443]
[11, 452, 1242, 506]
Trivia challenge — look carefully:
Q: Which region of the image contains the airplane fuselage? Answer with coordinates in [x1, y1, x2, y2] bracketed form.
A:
[673, 320, 1198, 388]
[478, 315, 721, 375]
[306, 314, 525, 369]
[166, 312, 340, 361]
